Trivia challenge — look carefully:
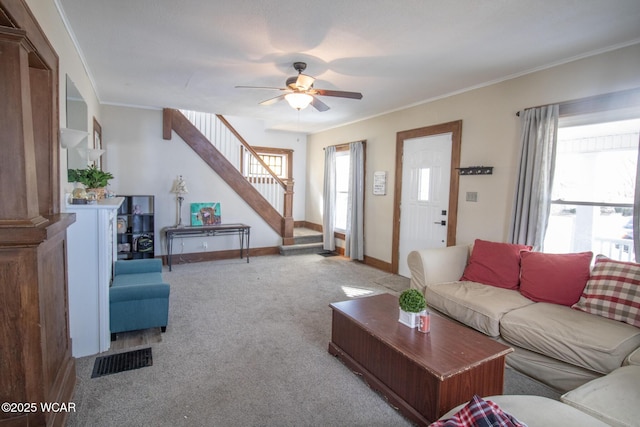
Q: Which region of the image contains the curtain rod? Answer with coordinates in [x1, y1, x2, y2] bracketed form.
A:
[322, 140, 367, 150]
[515, 87, 640, 117]
[515, 104, 552, 117]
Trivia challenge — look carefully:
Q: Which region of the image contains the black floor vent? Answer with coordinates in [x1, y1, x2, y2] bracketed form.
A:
[91, 347, 153, 378]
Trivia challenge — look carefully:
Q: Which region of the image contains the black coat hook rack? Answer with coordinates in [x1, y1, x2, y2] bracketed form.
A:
[457, 166, 493, 175]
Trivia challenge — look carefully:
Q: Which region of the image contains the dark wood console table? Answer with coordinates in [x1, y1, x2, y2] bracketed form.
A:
[165, 223, 250, 271]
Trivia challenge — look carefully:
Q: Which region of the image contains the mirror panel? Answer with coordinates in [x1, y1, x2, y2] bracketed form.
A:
[93, 117, 102, 170]
[66, 75, 89, 169]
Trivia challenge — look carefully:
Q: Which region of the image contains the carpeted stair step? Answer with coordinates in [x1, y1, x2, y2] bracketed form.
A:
[292, 233, 323, 245]
[279, 242, 325, 256]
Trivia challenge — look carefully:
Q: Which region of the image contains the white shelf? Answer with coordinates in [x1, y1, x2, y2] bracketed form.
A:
[66, 197, 124, 357]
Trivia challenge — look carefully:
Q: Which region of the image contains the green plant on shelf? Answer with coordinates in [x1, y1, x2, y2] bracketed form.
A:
[68, 166, 114, 188]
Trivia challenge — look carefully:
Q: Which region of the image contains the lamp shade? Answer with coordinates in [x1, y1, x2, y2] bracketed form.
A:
[86, 149, 105, 161]
[76, 147, 105, 161]
[171, 175, 188, 194]
[285, 93, 313, 110]
[60, 128, 88, 148]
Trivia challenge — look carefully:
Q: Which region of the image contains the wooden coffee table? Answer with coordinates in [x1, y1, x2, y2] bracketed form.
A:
[328, 293, 513, 425]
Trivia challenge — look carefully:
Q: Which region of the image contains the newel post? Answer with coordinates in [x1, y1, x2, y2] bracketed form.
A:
[282, 179, 295, 245]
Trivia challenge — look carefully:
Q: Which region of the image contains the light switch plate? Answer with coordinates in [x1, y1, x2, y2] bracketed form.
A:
[466, 191, 478, 202]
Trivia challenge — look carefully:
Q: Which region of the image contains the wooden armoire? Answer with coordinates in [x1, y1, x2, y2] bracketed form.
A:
[0, 1, 77, 426]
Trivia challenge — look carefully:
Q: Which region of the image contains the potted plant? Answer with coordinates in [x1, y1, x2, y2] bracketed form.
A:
[68, 166, 114, 199]
[398, 289, 426, 328]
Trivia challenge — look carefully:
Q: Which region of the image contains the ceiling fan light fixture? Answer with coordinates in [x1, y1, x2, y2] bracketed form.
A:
[285, 93, 313, 110]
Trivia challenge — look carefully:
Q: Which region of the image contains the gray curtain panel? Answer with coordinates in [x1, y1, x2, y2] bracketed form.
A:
[323, 146, 336, 251]
[634, 147, 640, 259]
[508, 105, 559, 250]
[346, 141, 364, 260]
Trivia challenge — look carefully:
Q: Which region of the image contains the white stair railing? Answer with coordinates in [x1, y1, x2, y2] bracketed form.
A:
[179, 109, 285, 215]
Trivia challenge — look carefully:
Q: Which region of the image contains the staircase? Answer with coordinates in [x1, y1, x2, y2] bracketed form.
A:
[163, 109, 329, 254]
[279, 228, 325, 256]
[163, 108, 294, 243]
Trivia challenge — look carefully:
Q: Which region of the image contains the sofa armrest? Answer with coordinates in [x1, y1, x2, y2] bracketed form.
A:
[115, 258, 162, 275]
[408, 245, 471, 293]
[624, 347, 640, 366]
[109, 282, 170, 302]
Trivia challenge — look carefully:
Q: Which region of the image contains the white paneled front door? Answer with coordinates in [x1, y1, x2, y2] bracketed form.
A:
[398, 133, 452, 277]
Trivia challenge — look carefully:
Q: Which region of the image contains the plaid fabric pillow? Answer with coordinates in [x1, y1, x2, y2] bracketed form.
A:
[572, 255, 640, 328]
[430, 395, 527, 427]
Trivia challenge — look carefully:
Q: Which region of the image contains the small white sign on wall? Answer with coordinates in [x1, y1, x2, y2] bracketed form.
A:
[373, 171, 387, 195]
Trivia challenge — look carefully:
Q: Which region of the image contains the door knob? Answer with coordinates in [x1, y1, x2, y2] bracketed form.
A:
[433, 220, 447, 226]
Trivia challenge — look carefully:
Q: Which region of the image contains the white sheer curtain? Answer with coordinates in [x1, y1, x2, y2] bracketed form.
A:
[508, 105, 559, 250]
[322, 146, 336, 251]
[345, 141, 364, 260]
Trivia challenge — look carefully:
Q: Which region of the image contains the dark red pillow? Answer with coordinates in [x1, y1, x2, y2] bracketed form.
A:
[460, 239, 532, 289]
[519, 251, 593, 306]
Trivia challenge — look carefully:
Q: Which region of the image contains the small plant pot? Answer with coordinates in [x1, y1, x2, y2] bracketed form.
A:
[86, 188, 106, 200]
[399, 308, 420, 328]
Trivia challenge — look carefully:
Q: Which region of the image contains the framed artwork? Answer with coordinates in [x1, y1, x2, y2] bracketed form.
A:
[373, 171, 387, 195]
[190, 202, 221, 226]
[93, 117, 102, 170]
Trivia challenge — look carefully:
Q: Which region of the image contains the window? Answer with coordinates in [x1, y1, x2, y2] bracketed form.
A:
[243, 147, 292, 180]
[249, 154, 284, 178]
[544, 117, 639, 262]
[334, 150, 350, 231]
[418, 168, 431, 201]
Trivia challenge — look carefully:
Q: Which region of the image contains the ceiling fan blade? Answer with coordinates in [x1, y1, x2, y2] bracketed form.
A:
[236, 85, 289, 91]
[295, 74, 315, 91]
[310, 96, 330, 112]
[259, 94, 286, 106]
[312, 89, 363, 100]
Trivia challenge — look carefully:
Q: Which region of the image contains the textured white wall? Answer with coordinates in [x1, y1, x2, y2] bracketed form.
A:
[101, 106, 307, 255]
[306, 43, 640, 264]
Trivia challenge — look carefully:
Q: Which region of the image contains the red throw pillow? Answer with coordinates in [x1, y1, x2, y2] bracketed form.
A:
[519, 251, 593, 306]
[460, 239, 532, 289]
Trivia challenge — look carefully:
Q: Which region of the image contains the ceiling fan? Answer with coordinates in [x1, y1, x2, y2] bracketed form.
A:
[236, 62, 363, 112]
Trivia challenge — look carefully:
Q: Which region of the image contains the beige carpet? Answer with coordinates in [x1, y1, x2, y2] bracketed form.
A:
[67, 254, 557, 427]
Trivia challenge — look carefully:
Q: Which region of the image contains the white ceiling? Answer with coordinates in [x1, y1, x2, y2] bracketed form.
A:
[56, 0, 640, 134]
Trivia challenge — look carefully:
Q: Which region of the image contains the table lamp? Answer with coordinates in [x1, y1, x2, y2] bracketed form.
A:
[170, 175, 189, 227]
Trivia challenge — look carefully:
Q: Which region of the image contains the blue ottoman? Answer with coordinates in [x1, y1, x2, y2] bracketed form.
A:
[110, 259, 170, 339]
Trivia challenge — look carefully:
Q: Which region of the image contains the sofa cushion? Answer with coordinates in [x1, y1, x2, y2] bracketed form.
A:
[572, 256, 640, 328]
[519, 251, 593, 306]
[500, 302, 640, 374]
[460, 239, 531, 290]
[561, 365, 640, 427]
[504, 344, 602, 393]
[425, 281, 534, 337]
[112, 272, 164, 287]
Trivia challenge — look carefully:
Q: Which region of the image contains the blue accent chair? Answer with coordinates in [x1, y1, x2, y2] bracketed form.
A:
[109, 259, 170, 340]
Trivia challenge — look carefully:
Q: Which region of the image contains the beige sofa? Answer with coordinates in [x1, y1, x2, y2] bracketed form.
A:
[408, 244, 640, 426]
